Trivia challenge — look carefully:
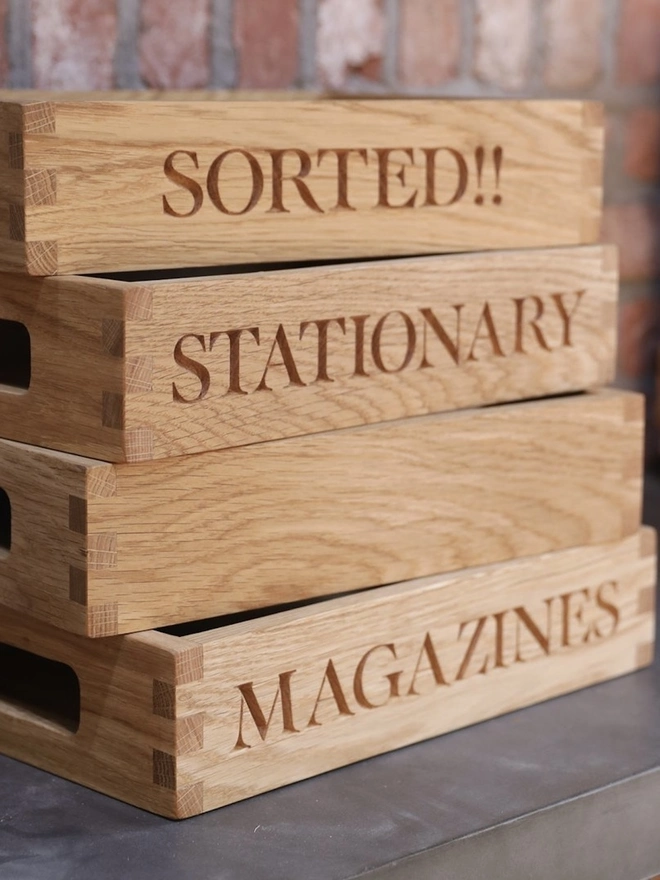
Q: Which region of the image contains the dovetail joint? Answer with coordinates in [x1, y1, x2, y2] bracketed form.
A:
[24, 168, 56, 207]
[126, 287, 154, 321]
[125, 428, 156, 463]
[174, 647, 205, 685]
[87, 533, 118, 570]
[175, 783, 205, 819]
[22, 102, 56, 134]
[153, 750, 176, 790]
[68, 496, 88, 534]
[25, 240, 58, 275]
[153, 680, 176, 720]
[102, 392, 125, 430]
[177, 714, 205, 755]
[8, 132, 23, 169]
[69, 566, 88, 605]
[102, 319, 125, 358]
[8, 204, 25, 241]
[126, 356, 154, 393]
[87, 603, 119, 638]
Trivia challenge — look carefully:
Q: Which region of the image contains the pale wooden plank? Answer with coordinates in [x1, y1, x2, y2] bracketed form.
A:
[0, 98, 603, 275]
[0, 530, 653, 818]
[0, 388, 643, 636]
[0, 245, 617, 460]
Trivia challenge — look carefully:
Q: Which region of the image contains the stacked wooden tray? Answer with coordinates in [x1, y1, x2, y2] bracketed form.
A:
[0, 94, 654, 819]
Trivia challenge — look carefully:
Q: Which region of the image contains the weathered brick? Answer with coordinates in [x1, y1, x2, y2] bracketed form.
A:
[625, 109, 660, 180]
[618, 0, 660, 85]
[618, 295, 659, 379]
[32, 0, 117, 89]
[234, 0, 299, 88]
[474, 0, 533, 90]
[602, 203, 660, 281]
[399, 0, 460, 86]
[140, 0, 210, 89]
[543, 0, 603, 88]
[317, 0, 385, 88]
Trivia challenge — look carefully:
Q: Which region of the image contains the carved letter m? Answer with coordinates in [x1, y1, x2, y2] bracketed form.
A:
[233, 670, 298, 750]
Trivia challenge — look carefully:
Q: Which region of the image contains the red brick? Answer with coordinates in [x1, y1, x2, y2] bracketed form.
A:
[140, 0, 210, 89]
[625, 109, 660, 180]
[618, 0, 660, 85]
[618, 296, 659, 379]
[234, 0, 299, 88]
[543, 0, 603, 89]
[32, 0, 117, 89]
[357, 55, 383, 82]
[317, 0, 385, 88]
[602, 203, 660, 281]
[399, 0, 460, 87]
[474, 0, 533, 90]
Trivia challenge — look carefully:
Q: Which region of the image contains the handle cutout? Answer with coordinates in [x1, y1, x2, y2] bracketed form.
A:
[0, 488, 10, 556]
[0, 319, 30, 392]
[0, 643, 80, 733]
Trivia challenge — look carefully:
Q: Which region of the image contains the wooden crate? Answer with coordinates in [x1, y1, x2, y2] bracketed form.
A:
[0, 96, 603, 275]
[0, 245, 617, 462]
[0, 389, 642, 637]
[0, 530, 654, 819]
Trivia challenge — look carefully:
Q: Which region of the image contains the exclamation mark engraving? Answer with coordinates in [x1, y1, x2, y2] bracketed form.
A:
[474, 146, 485, 205]
[493, 146, 503, 205]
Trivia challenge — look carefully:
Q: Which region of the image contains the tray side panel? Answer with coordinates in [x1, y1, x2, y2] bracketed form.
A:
[123, 245, 618, 460]
[0, 442, 115, 635]
[0, 615, 186, 817]
[81, 389, 644, 634]
[181, 529, 655, 815]
[0, 274, 128, 460]
[0, 532, 652, 819]
[20, 99, 603, 275]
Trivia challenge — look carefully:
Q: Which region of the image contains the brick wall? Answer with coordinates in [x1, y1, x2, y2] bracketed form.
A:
[1, 0, 659, 424]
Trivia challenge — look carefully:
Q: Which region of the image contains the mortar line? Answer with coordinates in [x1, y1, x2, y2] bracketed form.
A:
[114, 0, 142, 89]
[8, 0, 32, 88]
[211, 0, 236, 88]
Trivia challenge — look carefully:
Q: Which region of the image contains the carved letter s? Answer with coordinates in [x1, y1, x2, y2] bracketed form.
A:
[172, 334, 211, 403]
[163, 150, 204, 218]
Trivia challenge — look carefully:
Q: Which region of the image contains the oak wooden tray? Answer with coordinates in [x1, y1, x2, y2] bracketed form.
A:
[0, 530, 654, 819]
[0, 245, 617, 461]
[0, 389, 642, 637]
[0, 96, 603, 275]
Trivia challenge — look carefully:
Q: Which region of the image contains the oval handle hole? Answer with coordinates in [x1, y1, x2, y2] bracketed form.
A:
[0, 642, 80, 733]
[0, 319, 30, 392]
[0, 488, 10, 556]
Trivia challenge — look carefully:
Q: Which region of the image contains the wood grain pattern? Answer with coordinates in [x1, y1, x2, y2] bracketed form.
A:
[0, 245, 617, 461]
[0, 97, 603, 275]
[0, 530, 654, 819]
[0, 389, 643, 637]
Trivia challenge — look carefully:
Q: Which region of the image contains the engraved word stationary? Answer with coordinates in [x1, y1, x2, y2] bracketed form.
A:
[171, 288, 585, 404]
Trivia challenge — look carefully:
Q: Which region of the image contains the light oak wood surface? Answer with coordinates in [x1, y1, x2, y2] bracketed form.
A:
[0, 97, 603, 275]
[0, 245, 617, 461]
[0, 388, 643, 637]
[0, 530, 654, 818]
